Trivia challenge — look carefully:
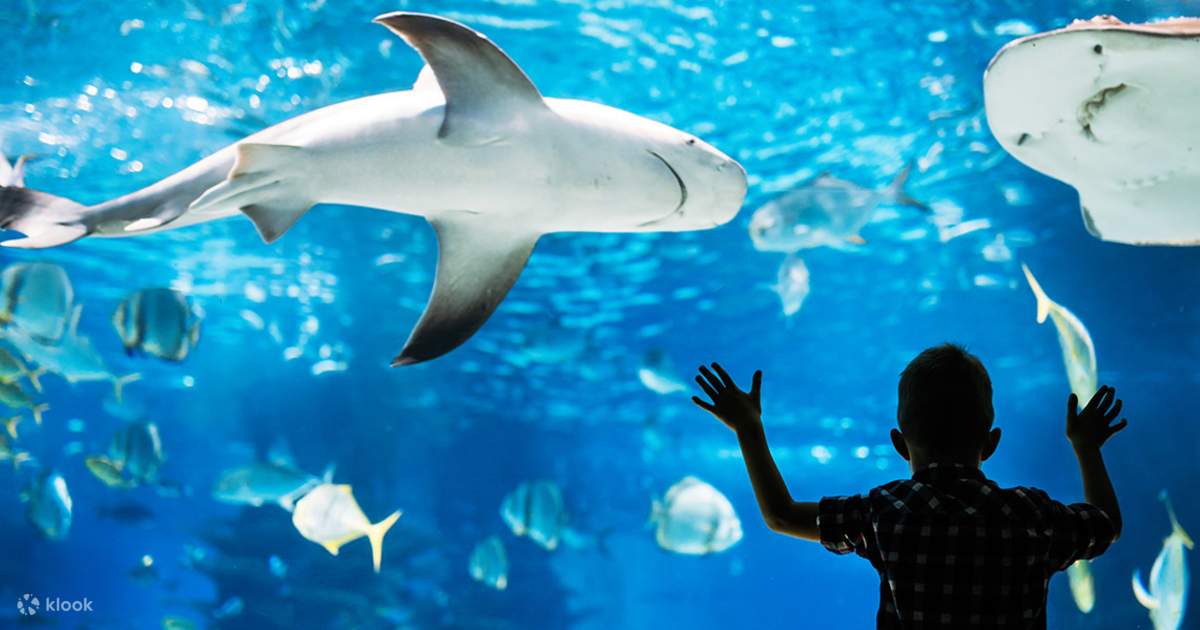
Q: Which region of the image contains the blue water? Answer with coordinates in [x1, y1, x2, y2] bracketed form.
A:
[1, 0, 1198, 628]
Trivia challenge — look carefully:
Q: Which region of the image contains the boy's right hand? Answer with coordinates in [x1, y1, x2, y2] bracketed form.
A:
[692, 363, 763, 434]
[1067, 385, 1128, 452]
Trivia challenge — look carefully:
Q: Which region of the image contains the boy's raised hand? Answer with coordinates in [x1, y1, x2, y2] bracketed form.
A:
[692, 362, 763, 433]
[1067, 385, 1128, 451]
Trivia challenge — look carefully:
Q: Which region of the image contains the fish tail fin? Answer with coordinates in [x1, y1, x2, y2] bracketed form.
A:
[366, 510, 402, 573]
[12, 451, 32, 470]
[188, 320, 201, 352]
[1020, 264, 1052, 324]
[648, 499, 663, 529]
[113, 373, 142, 402]
[321, 463, 337, 483]
[0, 185, 90, 248]
[1131, 569, 1158, 610]
[4, 414, 21, 439]
[885, 161, 930, 213]
[31, 403, 47, 426]
[26, 366, 44, 392]
[1159, 490, 1194, 549]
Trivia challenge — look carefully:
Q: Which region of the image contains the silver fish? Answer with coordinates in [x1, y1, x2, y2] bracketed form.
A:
[468, 535, 508, 590]
[213, 461, 333, 511]
[501, 480, 567, 551]
[25, 468, 72, 540]
[0, 262, 74, 343]
[113, 288, 202, 362]
[650, 476, 742, 555]
[749, 164, 927, 252]
[3, 304, 140, 400]
[0, 344, 42, 391]
[1133, 491, 1193, 630]
[638, 348, 687, 395]
[291, 483, 401, 573]
[773, 254, 811, 317]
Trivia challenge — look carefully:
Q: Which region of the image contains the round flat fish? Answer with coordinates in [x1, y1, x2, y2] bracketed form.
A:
[469, 535, 508, 590]
[500, 480, 566, 551]
[0, 262, 74, 342]
[113, 288, 202, 362]
[651, 476, 742, 555]
[985, 16, 1200, 245]
[25, 469, 72, 540]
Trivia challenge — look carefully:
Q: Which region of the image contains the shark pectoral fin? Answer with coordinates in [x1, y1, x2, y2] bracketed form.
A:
[393, 214, 538, 366]
[191, 143, 313, 243]
[1131, 570, 1157, 609]
[373, 12, 551, 145]
[242, 202, 314, 244]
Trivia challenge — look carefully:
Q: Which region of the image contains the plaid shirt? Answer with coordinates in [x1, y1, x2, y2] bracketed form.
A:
[818, 463, 1118, 629]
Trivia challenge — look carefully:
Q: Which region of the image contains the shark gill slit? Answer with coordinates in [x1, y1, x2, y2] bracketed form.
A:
[647, 150, 687, 214]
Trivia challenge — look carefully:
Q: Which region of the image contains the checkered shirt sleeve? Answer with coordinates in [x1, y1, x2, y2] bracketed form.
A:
[1034, 491, 1119, 571]
[818, 494, 871, 557]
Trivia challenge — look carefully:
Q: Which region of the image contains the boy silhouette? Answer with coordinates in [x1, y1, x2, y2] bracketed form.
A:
[692, 344, 1126, 629]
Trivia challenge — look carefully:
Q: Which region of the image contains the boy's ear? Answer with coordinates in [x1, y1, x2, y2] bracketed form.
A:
[890, 428, 910, 461]
[980, 427, 1002, 462]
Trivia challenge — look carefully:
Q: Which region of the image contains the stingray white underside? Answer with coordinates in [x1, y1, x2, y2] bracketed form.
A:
[985, 19, 1200, 245]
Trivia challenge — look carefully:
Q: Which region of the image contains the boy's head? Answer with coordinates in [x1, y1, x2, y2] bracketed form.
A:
[892, 343, 1000, 465]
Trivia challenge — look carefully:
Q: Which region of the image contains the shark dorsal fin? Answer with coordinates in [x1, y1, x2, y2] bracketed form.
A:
[374, 12, 550, 145]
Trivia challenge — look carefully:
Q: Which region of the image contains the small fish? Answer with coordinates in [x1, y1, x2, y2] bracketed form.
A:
[0, 261, 74, 343]
[213, 461, 333, 511]
[1021, 264, 1097, 400]
[291, 483, 401, 573]
[1133, 491, 1193, 630]
[4, 413, 22, 438]
[749, 163, 928, 253]
[468, 535, 508, 590]
[0, 381, 47, 424]
[650, 476, 743, 555]
[501, 480, 567, 551]
[108, 421, 165, 484]
[0, 344, 42, 391]
[96, 501, 155, 525]
[1067, 559, 1095, 613]
[4, 304, 141, 400]
[112, 288, 202, 362]
[213, 595, 244, 620]
[86, 455, 134, 488]
[162, 616, 199, 630]
[0, 431, 33, 469]
[24, 469, 73, 540]
[638, 349, 687, 395]
[772, 254, 810, 317]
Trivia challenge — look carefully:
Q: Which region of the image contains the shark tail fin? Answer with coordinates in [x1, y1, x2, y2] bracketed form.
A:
[885, 161, 930, 213]
[1021, 264, 1052, 324]
[366, 510, 402, 573]
[1132, 569, 1158, 610]
[113, 373, 142, 403]
[1159, 490, 1194, 549]
[0, 185, 90, 248]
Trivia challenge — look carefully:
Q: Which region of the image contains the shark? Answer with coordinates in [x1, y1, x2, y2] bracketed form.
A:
[0, 12, 747, 365]
[984, 15, 1200, 246]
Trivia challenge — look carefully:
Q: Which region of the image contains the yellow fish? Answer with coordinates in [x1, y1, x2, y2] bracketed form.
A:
[1021, 264, 1097, 400]
[1067, 559, 1095, 613]
[291, 483, 400, 573]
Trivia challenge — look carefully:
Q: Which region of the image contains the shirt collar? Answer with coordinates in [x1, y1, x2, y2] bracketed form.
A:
[913, 462, 987, 483]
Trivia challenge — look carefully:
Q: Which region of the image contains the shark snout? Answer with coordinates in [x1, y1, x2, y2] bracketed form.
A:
[708, 157, 748, 227]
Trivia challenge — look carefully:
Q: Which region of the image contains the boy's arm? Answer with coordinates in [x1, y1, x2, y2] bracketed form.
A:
[1066, 385, 1128, 535]
[693, 363, 819, 541]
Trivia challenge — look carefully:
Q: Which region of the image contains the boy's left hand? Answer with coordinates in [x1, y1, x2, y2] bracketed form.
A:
[692, 363, 763, 434]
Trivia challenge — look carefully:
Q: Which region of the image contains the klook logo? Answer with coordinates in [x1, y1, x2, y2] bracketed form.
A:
[15, 593, 92, 616]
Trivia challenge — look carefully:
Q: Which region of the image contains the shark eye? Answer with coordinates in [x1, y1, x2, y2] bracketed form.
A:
[686, 138, 696, 146]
